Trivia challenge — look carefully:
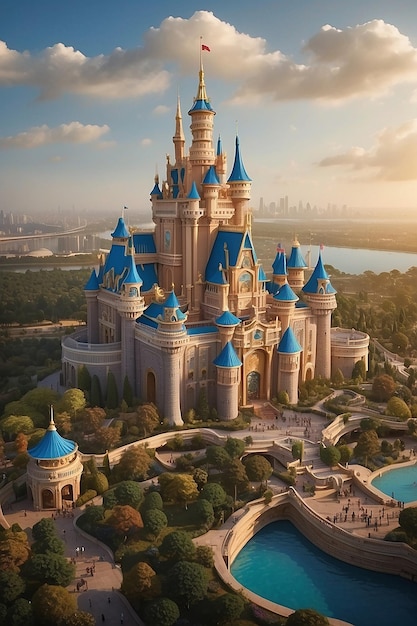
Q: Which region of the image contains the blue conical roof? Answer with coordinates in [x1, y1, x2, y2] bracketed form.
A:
[123, 250, 142, 285]
[187, 181, 200, 199]
[213, 341, 242, 368]
[150, 182, 162, 197]
[28, 411, 76, 460]
[302, 252, 336, 295]
[85, 269, 99, 291]
[203, 165, 220, 185]
[228, 135, 251, 182]
[287, 242, 307, 269]
[272, 246, 287, 275]
[216, 310, 240, 327]
[164, 290, 180, 308]
[278, 327, 302, 354]
[111, 217, 129, 239]
[273, 283, 299, 303]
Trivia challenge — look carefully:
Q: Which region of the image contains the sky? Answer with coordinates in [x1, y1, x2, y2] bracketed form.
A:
[2, 0, 417, 219]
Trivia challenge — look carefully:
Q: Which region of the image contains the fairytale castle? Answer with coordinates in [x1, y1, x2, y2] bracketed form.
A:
[61, 56, 369, 424]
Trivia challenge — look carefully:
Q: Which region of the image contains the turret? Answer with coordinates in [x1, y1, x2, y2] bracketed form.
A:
[215, 135, 227, 184]
[271, 283, 299, 333]
[173, 94, 185, 165]
[272, 244, 287, 289]
[227, 135, 252, 227]
[277, 327, 302, 405]
[302, 250, 337, 378]
[84, 269, 99, 343]
[287, 237, 307, 291]
[213, 341, 242, 420]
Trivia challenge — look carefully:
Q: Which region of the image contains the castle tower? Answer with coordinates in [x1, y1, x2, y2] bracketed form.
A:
[173, 94, 185, 167]
[271, 245, 287, 289]
[228, 135, 252, 228]
[302, 251, 337, 378]
[27, 407, 83, 511]
[215, 309, 241, 348]
[271, 283, 299, 333]
[84, 269, 99, 343]
[287, 237, 307, 291]
[156, 290, 189, 426]
[188, 50, 216, 191]
[215, 135, 227, 184]
[277, 327, 302, 405]
[118, 240, 145, 390]
[213, 341, 242, 421]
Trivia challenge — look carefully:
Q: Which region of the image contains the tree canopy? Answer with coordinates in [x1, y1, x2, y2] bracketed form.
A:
[31, 584, 77, 626]
[114, 445, 151, 482]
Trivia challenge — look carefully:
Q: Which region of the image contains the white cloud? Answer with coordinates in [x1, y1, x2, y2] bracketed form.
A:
[0, 121, 110, 149]
[141, 138, 152, 146]
[318, 119, 417, 181]
[152, 105, 170, 116]
[1, 12, 417, 104]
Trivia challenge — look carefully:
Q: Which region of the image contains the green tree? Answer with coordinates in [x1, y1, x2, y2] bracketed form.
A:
[291, 440, 304, 462]
[62, 610, 96, 626]
[90, 375, 103, 407]
[143, 509, 168, 538]
[244, 454, 273, 485]
[354, 430, 380, 463]
[160, 530, 196, 562]
[165, 561, 208, 608]
[22, 553, 75, 586]
[83, 407, 106, 433]
[59, 388, 86, 419]
[77, 365, 92, 394]
[277, 390, 290, 405]
[319, 445, 341, 467]
[192, 467, 208, 490]
[114, 446, 151, 482]
[8, 597, 33, 626]
[214, 593, 245, 624]
[137, 403, 160, 437]
[196, 387, 210, 421]
[392, 331, 409, 353]
[122, 375, 134, 407]
[199, 483, 227, 510]
[0, 571, 25, 605]
[337, 444, 352, 465]
[206, 445, 230, 469]
[106, 371, 119, 409]
[360, 418, 379, 432]
[332, 368, 344, 386]
[31, 584, 77, 626]
[286, 608, 330, 626]
[22, 388, 59, 418]
[32, 517, 56, 542]
[32, 535, 65, 556]
[1, 415, 34, 439]
[223, 458, 249, 496]
[399, 507, 417, 539]
[193, 498, 214, 529]
[144, 597, 180, 626]
[372, 374, 396, 402]
[0, 529, 31, 572]
[114, 481, 144, 508]
[224, 436, 246, 459]
[195, 544, 214, 568]
[352, 359, 366, 381]
[158, 473, 198, 508]
[141, 491, 164, 513]
[386, 396, 412, 421]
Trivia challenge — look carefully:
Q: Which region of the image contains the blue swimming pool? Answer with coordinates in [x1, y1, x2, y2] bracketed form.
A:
[231, 521, 417, 626]
[372, 463, 417, 503]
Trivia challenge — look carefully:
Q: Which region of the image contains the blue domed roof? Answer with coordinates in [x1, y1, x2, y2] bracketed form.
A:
[216, 310, 240, 327]
[273, 283, 299, 303]
[28, 412, 76, 460]
[213, 341, 242, 368]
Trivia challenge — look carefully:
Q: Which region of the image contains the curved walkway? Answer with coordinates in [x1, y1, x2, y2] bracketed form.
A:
[3, 501, 142, 625]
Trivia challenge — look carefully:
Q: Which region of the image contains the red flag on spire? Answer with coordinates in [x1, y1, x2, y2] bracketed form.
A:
[201, 44, 211, 52]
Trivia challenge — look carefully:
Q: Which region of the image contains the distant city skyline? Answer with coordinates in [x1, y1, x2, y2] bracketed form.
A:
[2, 1, 417, 214]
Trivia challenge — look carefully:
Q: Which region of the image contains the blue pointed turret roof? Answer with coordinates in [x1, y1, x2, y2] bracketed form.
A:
[188, 181, 200, 200]
[85, 269, 99, 291]
[258, 266, 267, 282]
[203, 165, 220, 185]
[123, 248, 142, 285]
[272, 246, 287, 275]
[278, 327, 302, 354]
[165, 290, 180, 308]
[217, 135, 223, 156]
[111, 217, 129, 239]
[150, 182, 162, 197]
[188, 64, 215, 113]
[213, 341, 242, 368]
[273, 283, 299, 302]
[228, 135, 251, 182]
[216, 310, 240, 327]
[302, 252, 336, 295]
[287, 240, 307, 269]
[28, 409, 76, 460]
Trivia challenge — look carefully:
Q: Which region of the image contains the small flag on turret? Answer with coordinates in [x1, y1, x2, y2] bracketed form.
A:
[202, 44, 211, 51]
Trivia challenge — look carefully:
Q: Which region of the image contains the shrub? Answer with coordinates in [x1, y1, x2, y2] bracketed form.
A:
[75, 490, 97, 507]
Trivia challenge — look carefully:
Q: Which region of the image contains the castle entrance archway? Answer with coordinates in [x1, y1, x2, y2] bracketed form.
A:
[146, 371, 156, 404]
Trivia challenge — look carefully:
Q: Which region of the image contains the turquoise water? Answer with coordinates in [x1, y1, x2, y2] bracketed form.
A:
[372, 464, 417, 503]
[231, 521, 417, 626]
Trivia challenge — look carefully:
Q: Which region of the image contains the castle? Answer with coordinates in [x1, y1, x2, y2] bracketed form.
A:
[61, 54, 369, 424]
